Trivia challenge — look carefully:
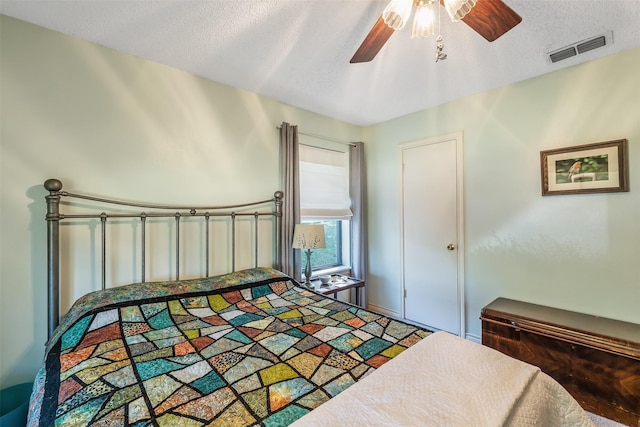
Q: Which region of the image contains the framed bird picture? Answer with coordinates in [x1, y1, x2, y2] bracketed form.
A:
[540, 139, 629, 196]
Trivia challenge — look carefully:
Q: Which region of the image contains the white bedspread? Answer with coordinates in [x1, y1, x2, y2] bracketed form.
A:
[292, 331, 594, 427]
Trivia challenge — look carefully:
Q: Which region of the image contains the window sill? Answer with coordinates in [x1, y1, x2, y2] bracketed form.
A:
[312, 265, 352, 278]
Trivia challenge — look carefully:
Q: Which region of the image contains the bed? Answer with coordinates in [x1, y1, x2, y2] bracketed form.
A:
[28, 179, 596, 427]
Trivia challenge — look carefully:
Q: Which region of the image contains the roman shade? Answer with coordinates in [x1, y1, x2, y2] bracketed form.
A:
[299, 144, 352, 219]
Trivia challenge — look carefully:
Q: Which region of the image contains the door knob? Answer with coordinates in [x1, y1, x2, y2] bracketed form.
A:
[447, 244, 456, 251]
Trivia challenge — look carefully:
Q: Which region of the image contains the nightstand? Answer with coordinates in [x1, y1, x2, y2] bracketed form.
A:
[312, 275, 365, 307]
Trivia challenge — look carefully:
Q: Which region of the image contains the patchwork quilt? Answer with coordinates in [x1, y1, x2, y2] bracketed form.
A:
[28, 268, 430, 427]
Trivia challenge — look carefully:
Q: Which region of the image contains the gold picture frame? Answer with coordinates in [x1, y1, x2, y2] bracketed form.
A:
[540, 139, 629, 196]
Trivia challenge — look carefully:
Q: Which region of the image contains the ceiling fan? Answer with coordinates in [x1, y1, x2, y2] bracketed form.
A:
[351, 0, 522, 63]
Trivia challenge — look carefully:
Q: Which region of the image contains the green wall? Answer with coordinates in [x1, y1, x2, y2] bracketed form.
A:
[365, 46, 640, 338]
[0, 15, 362, 387]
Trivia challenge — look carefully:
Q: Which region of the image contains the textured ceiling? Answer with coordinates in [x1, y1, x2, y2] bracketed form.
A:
[2, 0, 640, 126]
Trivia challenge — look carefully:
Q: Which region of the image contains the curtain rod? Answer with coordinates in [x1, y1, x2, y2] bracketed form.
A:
[277, 126, 357, 147]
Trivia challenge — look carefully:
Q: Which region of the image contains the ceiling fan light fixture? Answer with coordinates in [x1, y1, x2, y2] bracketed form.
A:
[411, 0, 436, 38]
[382, 0, 414, 30]
[350, 0, 521, 63]
[443, 0, 477, 22]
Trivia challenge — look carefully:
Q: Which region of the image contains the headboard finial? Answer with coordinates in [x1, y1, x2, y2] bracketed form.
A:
[44, 179, 63, 192]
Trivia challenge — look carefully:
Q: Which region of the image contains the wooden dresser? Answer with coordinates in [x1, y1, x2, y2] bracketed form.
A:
[481, 298, 640, 426]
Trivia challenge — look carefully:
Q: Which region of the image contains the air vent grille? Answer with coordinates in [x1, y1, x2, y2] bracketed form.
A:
[549, 47, 577, 63]
[547, 32, 612, 64]
[577, 36, 606, 54]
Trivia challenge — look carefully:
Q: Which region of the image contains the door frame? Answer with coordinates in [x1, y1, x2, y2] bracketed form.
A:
[399, 132, 465, 337]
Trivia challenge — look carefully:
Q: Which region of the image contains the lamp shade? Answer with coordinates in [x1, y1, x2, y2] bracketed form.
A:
[292, 224, 326, 250]
[411, 1, 436, 38]
[382, 0, 414, 30]
[443, 0, 477, 22]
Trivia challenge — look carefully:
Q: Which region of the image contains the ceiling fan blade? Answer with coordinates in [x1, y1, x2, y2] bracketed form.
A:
[350, 15, 396, 63]
[460, 0, 522, 42]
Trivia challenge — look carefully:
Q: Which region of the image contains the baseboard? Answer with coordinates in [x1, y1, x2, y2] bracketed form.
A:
[367, 303, 400, 318]
[465, 333, 481, 344]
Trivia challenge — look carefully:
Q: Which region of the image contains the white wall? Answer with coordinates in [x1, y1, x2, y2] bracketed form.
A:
[0, 16, 362, 387]
[364, 47, 640, 339]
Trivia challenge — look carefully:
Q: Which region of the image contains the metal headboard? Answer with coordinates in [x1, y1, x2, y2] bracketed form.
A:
[44, 178, 283, 338]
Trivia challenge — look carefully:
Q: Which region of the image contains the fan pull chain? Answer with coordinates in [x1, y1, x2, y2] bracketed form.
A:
[435, 2, 447, 62]
[436, 35, 447, 61]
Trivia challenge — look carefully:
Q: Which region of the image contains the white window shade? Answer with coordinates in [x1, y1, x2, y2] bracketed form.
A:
[299, 145, 352, 219]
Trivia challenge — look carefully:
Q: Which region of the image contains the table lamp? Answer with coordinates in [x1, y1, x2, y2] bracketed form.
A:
[292, 224, 326, 289]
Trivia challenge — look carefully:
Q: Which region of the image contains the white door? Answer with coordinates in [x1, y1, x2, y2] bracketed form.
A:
[401, 133, 464, 335]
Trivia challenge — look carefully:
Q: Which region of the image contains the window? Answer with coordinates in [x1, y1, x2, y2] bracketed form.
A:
[301, 219, 348, 271]
[299, 142, 352, 273]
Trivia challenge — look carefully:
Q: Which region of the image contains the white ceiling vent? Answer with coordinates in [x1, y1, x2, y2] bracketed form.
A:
[547, 31, 613, 64]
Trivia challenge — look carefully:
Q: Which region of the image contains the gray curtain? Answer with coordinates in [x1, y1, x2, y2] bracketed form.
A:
[350, 141, 368, 307]
[279, 122, 301, 280]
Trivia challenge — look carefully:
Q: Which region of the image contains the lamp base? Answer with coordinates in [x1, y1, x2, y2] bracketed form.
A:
[303, 249, 314, 289]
